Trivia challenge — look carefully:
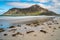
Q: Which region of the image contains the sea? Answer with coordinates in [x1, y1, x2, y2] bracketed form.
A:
[0, 16, 56, 29]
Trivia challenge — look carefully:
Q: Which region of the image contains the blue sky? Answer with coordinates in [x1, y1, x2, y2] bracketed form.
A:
[0, 0, 60, 15]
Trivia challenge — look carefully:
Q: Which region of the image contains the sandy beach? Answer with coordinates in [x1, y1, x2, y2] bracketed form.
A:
[0, 16, 60, 40]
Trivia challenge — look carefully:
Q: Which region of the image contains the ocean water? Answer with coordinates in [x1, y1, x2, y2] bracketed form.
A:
[0, 19, 11, 28]
[0, 16, 56, 29]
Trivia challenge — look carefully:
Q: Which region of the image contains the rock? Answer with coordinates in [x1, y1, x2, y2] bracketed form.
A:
[4, 34, 7, 36]
[26, 31, 34, 34]
[0, 28, 5, 33]
[40, 30, 47, 34]
[9, 26, 16, 28]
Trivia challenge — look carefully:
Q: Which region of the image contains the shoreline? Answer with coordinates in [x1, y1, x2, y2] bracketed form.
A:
[0, 16, 60, 40]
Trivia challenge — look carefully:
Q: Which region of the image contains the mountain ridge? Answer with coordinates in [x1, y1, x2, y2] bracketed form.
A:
[3, 4, 57, 16]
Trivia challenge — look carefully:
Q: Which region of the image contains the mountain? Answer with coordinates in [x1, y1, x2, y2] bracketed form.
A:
[3, 4, 57, 16]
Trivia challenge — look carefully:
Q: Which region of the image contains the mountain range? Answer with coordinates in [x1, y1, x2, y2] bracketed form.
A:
[3, 5, 57, 16]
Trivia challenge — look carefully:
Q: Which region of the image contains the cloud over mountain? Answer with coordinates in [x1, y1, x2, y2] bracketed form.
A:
[0, 0, 60, 14]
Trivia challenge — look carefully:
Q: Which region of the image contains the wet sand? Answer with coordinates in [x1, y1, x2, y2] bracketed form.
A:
[0, 16, 60, 40]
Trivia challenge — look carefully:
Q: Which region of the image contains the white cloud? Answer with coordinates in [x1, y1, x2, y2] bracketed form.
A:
[52, 0, 60, 7]
[7, 2, 51, 8]
[33, 0, 60, 14]
[38, 4, 51, 9]
[52, 0, 60, 3]
[49, 0, 60, 14]
[33, 0, 50, 3]
[7, 2, 35, 8]
[6, 0, 60, 14]
[7, 2, 55, 11]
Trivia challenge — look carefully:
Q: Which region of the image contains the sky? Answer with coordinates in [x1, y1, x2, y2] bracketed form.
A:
[0, 0, 60, 15]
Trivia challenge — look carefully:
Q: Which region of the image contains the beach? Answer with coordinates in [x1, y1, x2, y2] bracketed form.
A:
[0, 16, 60, 40]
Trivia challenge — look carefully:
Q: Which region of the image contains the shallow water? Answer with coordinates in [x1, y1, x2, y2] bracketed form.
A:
[0, 16, 56, 28]
[0, 19, 11, 28]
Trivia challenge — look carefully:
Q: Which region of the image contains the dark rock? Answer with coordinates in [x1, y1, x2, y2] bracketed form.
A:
[53, 27, 56, 30]
[40, 30, 47, 34]
[26, 31, 34, 34]
[0, 28, 5, 33]
[4, 34, 7, 36]
[16, 32, 23, 35]
[9, 26, 15, 28]
[12, 34, 16, 37]
[26, 24, 31, 26]
[58, 27, 60, 28]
